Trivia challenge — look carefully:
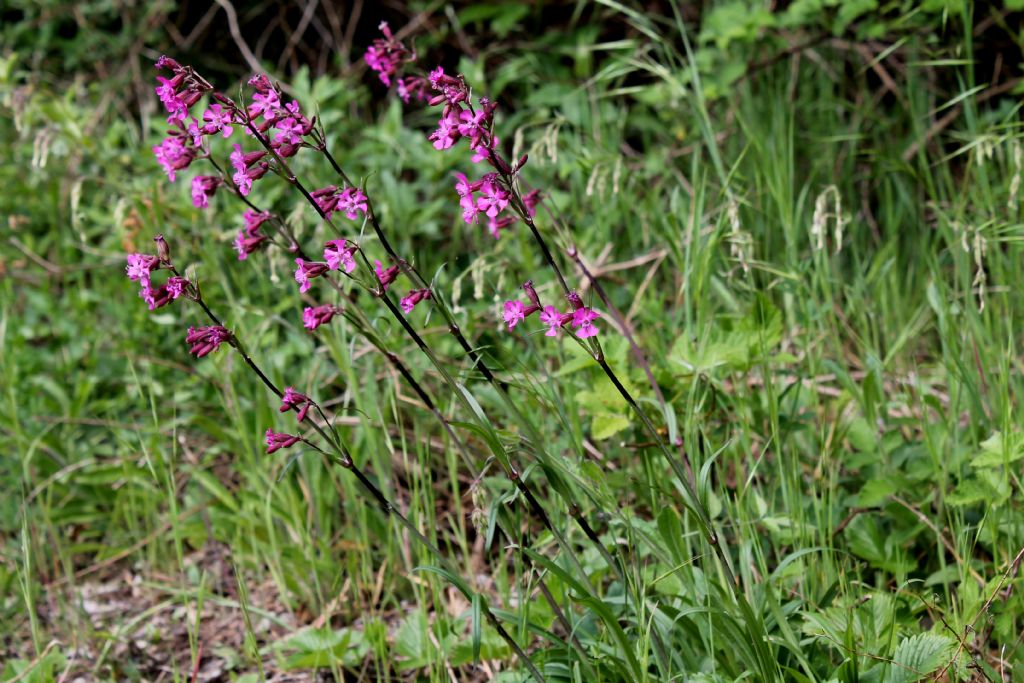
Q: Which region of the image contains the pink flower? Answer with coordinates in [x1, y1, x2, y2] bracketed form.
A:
[428, 68, 469, 106]
[457, 108, 489, 139]
[487, 214, 517, 239]
[249, 90, 281, 120]
[400, 288, 431, 313]
[476, 177, 509, 217]
[397, 76, 428, 103]
[248, 73, 273, 92]
[454, 173, 483, 223]
[155, 74, 184, 112]
[155, 55, 182, 71]
[364, 22, 416, 87]
[303, 304, 338, 330]
[243, 209, 272, 234]
[337, 188, 368, 220]
[234, 231, 268, 260]
[503, 300, 527, 329]
[522, 189, 541, 217]
[294, 258, 329, 293]
[323, 239, 357, 273]
[470, 135, 497, 164]
[265, 429, 301, 454]
[152, 136, 195, 182]
[571, 307, 600, 338]
[166, 276, 189, 299]
[273, 117, 304, 146]
[539, 305, 569, 337]
[191, 175, 222, 208]
[428, 66, 446, 89]
[279, 387, 313, 422]
[428, 110, 462, 150]
[126, 253, 159, 288]
[202, 104, 234, 138]
[375, 260, 400, 291]
[311, 185, 340, 218]
[186, 325, 231, 358]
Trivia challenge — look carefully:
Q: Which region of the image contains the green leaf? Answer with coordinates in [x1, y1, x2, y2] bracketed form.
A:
[971, 431, 1024, 468]
[884, 633, 955, 683]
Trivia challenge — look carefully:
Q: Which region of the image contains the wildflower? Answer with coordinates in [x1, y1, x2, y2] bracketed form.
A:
[428, 110, 462, 150]
[470, 135, 497, 164]
[265, 429, 301, 454]
[311, 185, 340, 218]
[539, 305, 568, 337]
[140, 276, 189, 311]
[323, 240, 357, 273]
[522, 189, 541, 217]
[337, 187, 368, 220]
[155, 55, 182, 71]
[155, 74, 185, 114]
[476, 176, 509, 217]
[303, 304, 338, 330]
[375, 260, 400, 291]
[486, 214, 517, 239]
[571, 307, 600, 338]
[249, 89, 281, 120]
[152, 135, 195, 181]
[201, 104, 234, 138]
[400, 288, 431, 313]
[243, 209, 272, 235]
[248, 73, 273, 92]
[229, 145, 269, 195]
[458, 108, 490, 140]
[191, 175, 222, 208]
[428, 66, 446, 89]
[454, 173, 481, 224]
[428, 68, 469, 106]
[185, 325, 231, 358]
[364, 22, 416, 87]
[294, 258, 330, 293]
[273, 117, 304, 146]
[166, 276, 189, 299]
[126, 253, 159, 288]
[503, 300, 527, 329]
[234, 231, 269, 260]
[397, 76, 429, 103]
[279, 387, 313, 422]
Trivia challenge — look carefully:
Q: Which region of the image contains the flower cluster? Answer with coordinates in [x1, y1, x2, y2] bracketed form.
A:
[230, 144, 269, 196]
[265, 429, 301, 454]
[363, 22, 428, 102]
[303, 304, 340, 330]
[400, 288, 432, 313]
[503, 282, 600, 339]
[243, 75, 316, 158]
[454, 173, 539, 239]
[279, 387, 313, 422]
[186, 325, 231, 357]
[125, 236, 192, 311]
[294, 258, 331, 293]
[311, 186, 368, 221]
[154, 56, 212, 125]
[234, 209, 272, 261]
[191, 175, 222, 208]
[151, 56, 318, 208]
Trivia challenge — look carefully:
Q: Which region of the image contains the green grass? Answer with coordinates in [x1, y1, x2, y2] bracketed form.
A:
[3, 2, 1024, 681]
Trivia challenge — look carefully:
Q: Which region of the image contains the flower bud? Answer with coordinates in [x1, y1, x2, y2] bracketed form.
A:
[153, 234, 171, 263]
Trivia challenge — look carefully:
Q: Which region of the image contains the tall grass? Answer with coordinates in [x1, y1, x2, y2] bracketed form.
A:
[3, 2, 1023, 680]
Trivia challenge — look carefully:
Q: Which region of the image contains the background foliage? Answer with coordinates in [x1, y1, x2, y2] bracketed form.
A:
[3, 0, 1024, 680]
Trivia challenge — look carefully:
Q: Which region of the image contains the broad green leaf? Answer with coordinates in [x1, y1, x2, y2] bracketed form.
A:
[884, 633, 955, 683]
